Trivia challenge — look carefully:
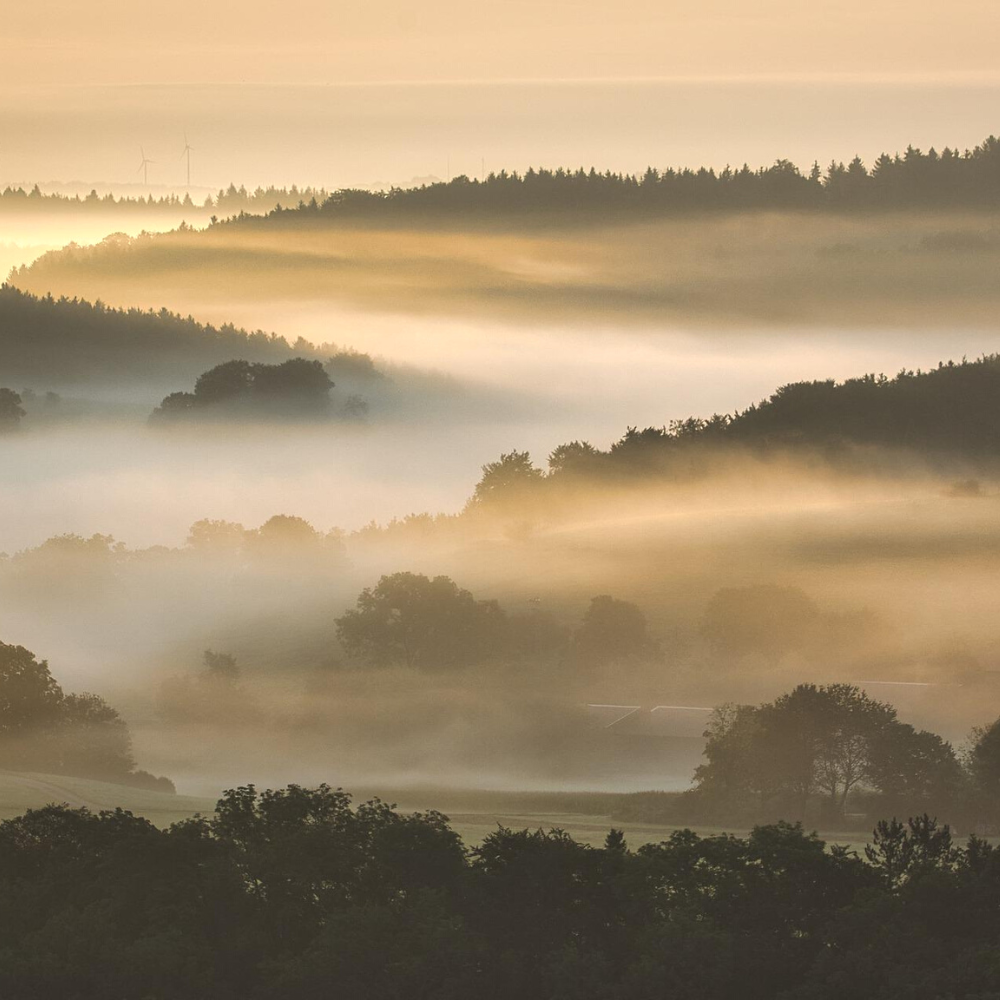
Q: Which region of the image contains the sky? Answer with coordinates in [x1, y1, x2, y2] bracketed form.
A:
[2, 1, 999, 189]
[4, 0, 1000, 88]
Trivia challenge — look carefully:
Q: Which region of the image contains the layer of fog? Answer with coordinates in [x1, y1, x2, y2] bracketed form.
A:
[0, 211, 205, 277]
[7, 314, 1000, 553]
[4, 459, 1000, 797]
[7, 199, 1000, 801]
[19, 212, 1000, 334]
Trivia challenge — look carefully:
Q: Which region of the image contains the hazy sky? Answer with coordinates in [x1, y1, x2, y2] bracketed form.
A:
[4, 79, 1000, 192]
[4, 0, 1000, 89]
[3, 2, 1000, 189]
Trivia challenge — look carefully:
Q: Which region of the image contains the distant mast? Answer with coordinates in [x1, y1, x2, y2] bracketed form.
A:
[181, 134, 194, 189]
[137, 146, 154, 188]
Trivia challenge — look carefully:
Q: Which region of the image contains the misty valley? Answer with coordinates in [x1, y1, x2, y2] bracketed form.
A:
[4, 126, 1000, 998]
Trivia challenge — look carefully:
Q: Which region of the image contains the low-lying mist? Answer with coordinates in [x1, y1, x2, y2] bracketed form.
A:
[6, 201, 1000, 803]
[3, 448, 999, 797]
[8, 315, 1000, 550]
[0, 209, 205, 276]
[14, 211, 1000, 331]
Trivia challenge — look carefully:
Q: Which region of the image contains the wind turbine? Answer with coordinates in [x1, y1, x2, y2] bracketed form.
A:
[137, 146, 154, 188]
[181, 133, 193, 188]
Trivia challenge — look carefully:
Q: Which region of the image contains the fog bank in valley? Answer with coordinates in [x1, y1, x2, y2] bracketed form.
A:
[4, 434, 1000, 797]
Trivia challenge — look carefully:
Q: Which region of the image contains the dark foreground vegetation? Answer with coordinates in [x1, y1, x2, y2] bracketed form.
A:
[4, 784, 1000, 1000]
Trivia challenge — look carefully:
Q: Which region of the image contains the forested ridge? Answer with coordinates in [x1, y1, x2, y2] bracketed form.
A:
[0, 286, 340, 388]
[227, 134, 1000, 228]
[466, 355, 1000, 508]
[7, 136, 1000, 230]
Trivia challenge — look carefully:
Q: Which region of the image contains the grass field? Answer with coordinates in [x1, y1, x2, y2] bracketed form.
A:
[0, 773, 872, 850]
[362, 786, 872, 851]
[0, 771, 215, 827]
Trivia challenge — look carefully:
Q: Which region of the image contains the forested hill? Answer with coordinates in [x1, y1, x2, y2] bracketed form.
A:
[556, 357, 1000, 472]
[725, 359, 1000, 453]
[0, 286, 334, 389]
[225, 134, 1000, 229]
[470, 357, 1000, 504]
[5, 135, 999, 232]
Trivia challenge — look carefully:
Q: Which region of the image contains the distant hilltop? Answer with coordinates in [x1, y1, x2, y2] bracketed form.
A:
[0, 176, 450, 215]
[4, 134, 1000, 223]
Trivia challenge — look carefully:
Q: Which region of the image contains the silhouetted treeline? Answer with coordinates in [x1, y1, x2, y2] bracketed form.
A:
[0, 183, 329, 217]
[0, 286, 364, 389]
[723, 357, 1000, 454]
[150, 358, 371, 423]
[226, 134, 1000, 228]
[0, 640, 172, 791]
[463, 356, 1000, 511]
[335, 572, 646, 673]
[152, 358, 332, 421]
[10, 135, 1000, 232]
[3, 785, 1000, 999]
[591, 354, 1000, 464]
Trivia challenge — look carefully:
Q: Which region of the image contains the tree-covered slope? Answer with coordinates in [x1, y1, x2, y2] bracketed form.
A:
[0, 285, 332, 389]
[465, 356, 1000, 515]
[214, 133, 1000, 228]
[556, 356, 1000, 473]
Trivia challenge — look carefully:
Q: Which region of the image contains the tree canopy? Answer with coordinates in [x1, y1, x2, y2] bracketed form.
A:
[694, 684, 962, 825]
[468, 354, 1000, 517]
[336, 572, 508, 670]
[151, 358, 335, 421]
[0, 286, 373, 389]
[0, 640, 171, 791]
[198, 134, 1000, 230]
[1, 785, 1000, 998]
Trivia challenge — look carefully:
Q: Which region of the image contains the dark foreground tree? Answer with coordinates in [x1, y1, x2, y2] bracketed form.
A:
[6, 786, 1000, 1000]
